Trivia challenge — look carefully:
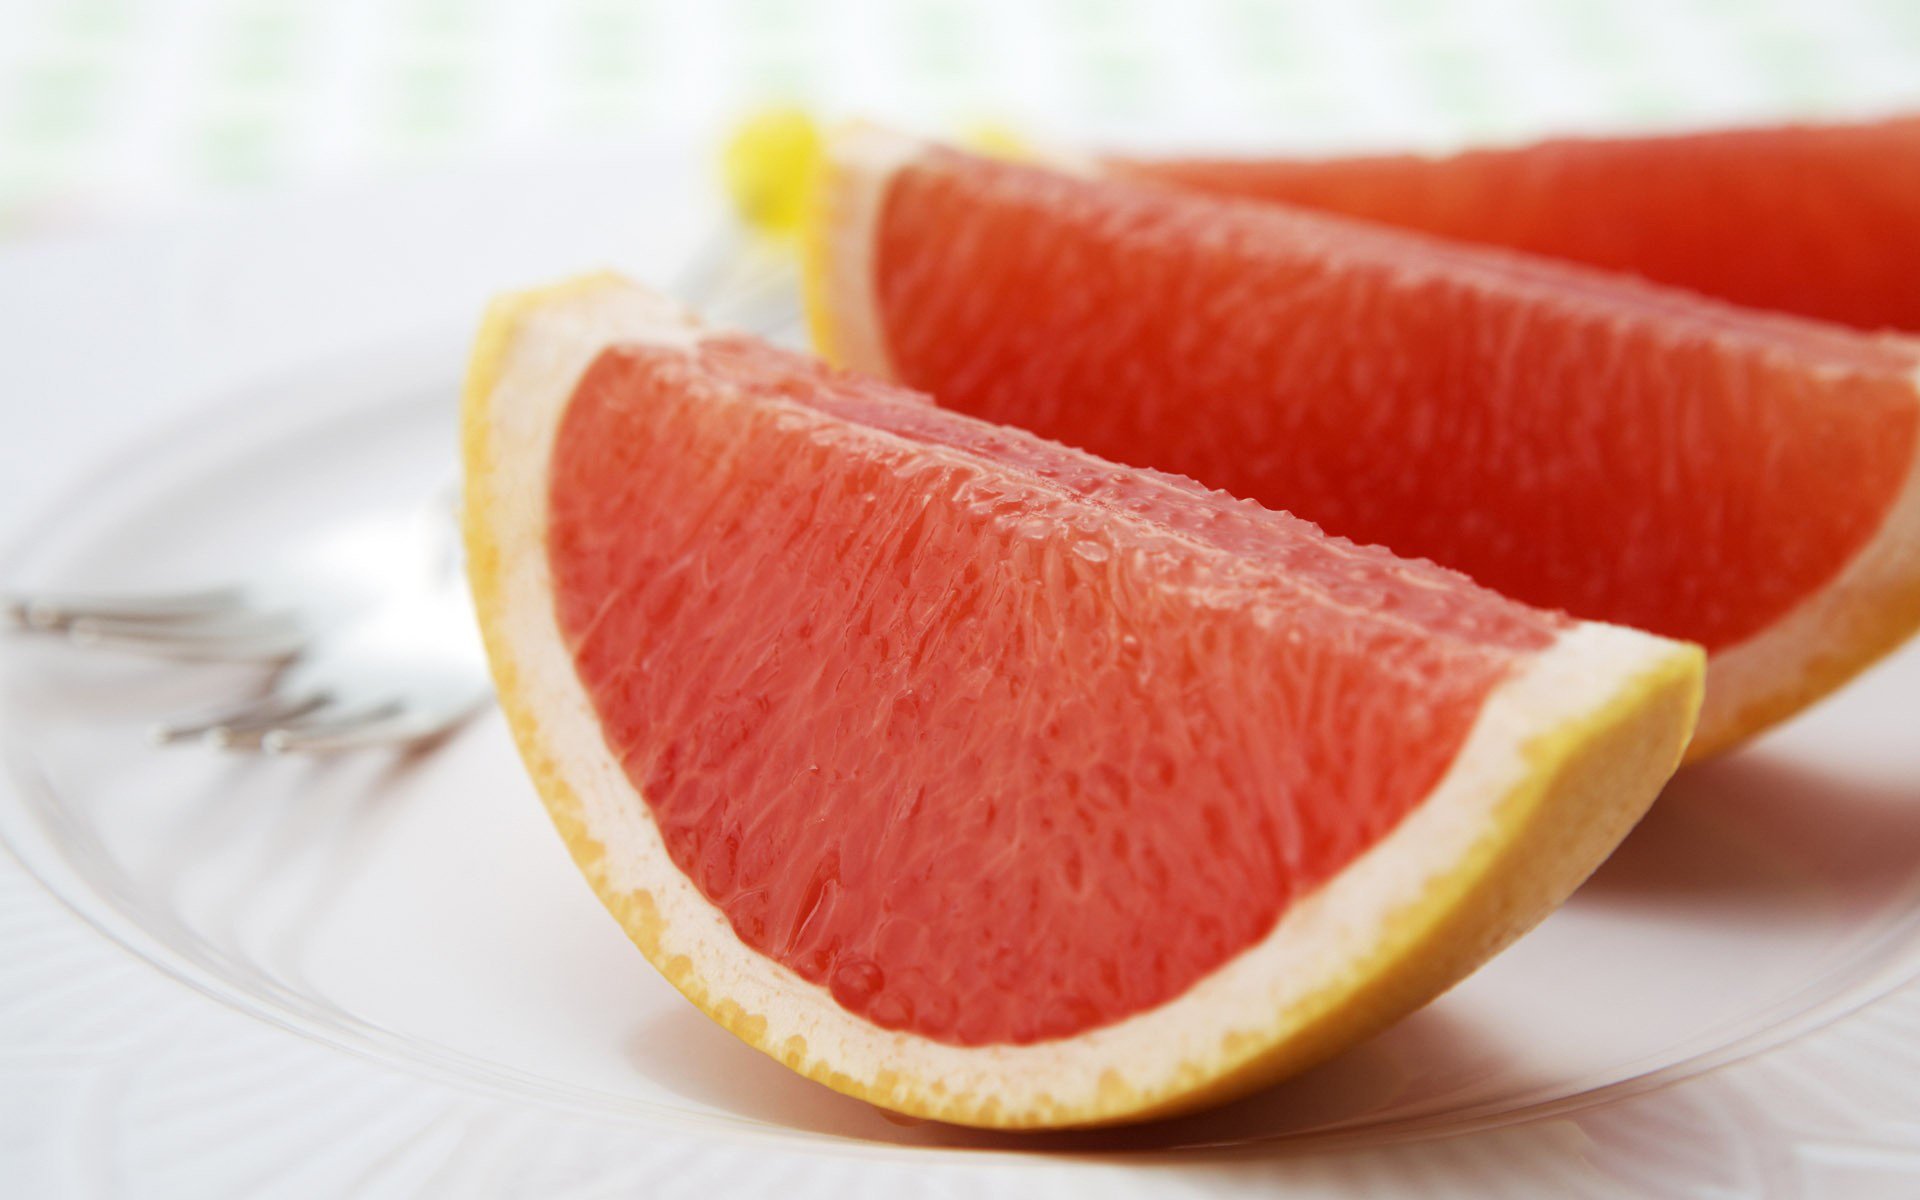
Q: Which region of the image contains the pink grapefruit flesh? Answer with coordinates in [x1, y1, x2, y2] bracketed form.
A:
[553, 336, 1566, 1045]
[1113, 115, 1920, 332]
[807, 130, 1920, 758]
[464, 276, 1701, 1126]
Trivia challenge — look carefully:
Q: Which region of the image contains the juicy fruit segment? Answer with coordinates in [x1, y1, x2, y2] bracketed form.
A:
[870, 147, 1919, 654]
[813, 136, 1920, 755]
[1113, 116, 1920, 332]
[551, 334, 1567, 1044]
[465, 276, 1703, 1126]
[877, 155, 1919, 652]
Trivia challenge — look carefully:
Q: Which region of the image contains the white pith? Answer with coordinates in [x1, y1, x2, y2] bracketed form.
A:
[1698, 405, 1920, 749]
[817, 128, 1920, 756]
[808, 124, 915, 380]
[472, 277, 1688, 1117]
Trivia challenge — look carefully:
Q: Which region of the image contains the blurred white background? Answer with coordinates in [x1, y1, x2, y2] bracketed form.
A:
[5, 0, 1920, 236]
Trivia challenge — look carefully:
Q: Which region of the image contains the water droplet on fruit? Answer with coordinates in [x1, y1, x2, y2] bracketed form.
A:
[1072, 539, 1112, 563]
[829, 958, 885, 1009]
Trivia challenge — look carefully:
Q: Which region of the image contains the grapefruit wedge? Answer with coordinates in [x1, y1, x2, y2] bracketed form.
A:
[806, 129, 1920, 760]
[463, 274, 1701, 1128]
[1112, 115, 1920, 332]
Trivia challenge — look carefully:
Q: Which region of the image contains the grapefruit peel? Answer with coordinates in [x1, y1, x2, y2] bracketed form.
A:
[464, 273, 1700, 1128]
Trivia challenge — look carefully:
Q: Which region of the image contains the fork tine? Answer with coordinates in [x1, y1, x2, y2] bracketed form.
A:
[261, 715, 457, 755]
[212, 699, 377, 751]
[153, 692, 331, 745]
[254, 703, 408, 755]
[66, 614, 309, 661]
[4, 587, 244, 632]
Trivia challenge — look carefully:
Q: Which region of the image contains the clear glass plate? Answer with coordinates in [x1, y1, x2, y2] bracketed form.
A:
[3, 339, 1919, 1160]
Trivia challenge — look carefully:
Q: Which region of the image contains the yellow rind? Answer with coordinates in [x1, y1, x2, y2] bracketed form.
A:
[464, 275, 1703, 1129]
[720, 106, 824, 240]
[798, 138, 847, 367]
[800, 134, 1920, 762]
[801, 119, 1025, 342]
[1114, 643, 1702, 1123]
[1685, 565, 1920, 760]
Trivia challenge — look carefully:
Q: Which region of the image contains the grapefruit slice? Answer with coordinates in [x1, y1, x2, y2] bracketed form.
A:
[806, 128, 1920, 760]
[463, 274, 1701, 1128]
[1111, 115, 1920, 332]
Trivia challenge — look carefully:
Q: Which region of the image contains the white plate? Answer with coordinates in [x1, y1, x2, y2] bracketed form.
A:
[4, 139, 1920, 1193]
[3, 324, 1920, 1174]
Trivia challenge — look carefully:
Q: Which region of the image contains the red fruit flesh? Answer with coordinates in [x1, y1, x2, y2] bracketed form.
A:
[1114, 116, 1920, 332]
[548, 335, 1566, 1046]
[873, 149, 1920, 654]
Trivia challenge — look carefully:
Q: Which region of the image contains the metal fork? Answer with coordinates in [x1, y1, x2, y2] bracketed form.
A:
[3, 225, 803, 754]
[4, 495, 492, 754]
[154, 554, 488, 754]
[6, 499, 453, 659]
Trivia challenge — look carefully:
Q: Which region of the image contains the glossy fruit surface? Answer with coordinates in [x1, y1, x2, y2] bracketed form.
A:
[464, 275, 1700, 1126]
[1114, 116, 1920, 332]
[808, 130, 1920, 757]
